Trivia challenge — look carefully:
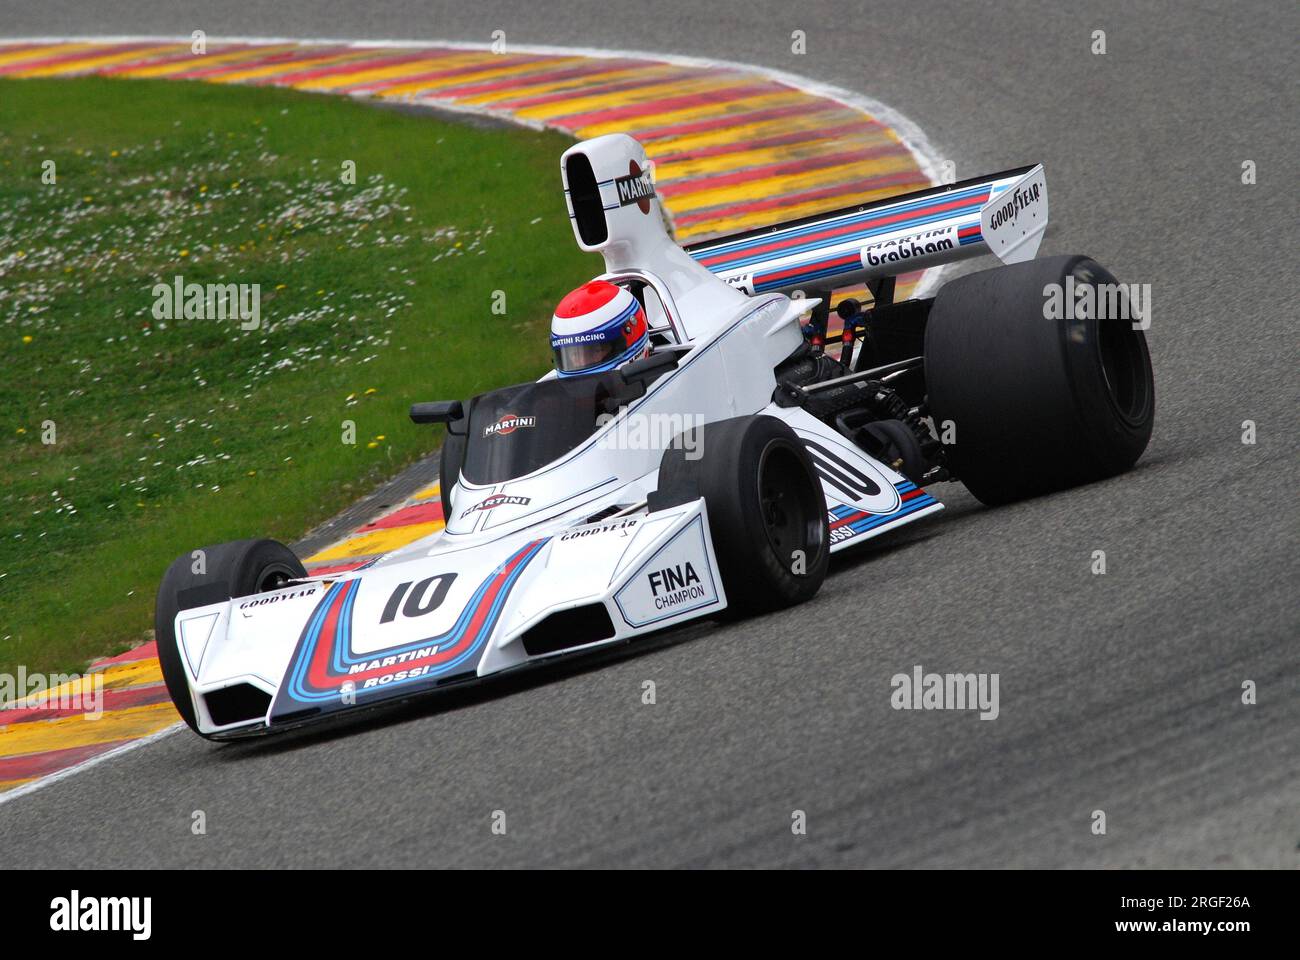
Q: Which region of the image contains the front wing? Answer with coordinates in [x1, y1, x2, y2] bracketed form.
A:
[172, 499, 724, 736]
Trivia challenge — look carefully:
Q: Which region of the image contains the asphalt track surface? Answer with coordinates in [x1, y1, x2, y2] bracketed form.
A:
[1, 2, 1296, 868]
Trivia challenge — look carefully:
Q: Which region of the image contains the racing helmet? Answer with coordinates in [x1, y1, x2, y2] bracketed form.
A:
[550, 280, 649, 377]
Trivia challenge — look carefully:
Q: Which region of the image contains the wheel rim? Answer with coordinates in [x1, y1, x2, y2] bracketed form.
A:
[757, 441, 825, 574]
[1076, 264, 1152, 427]
[255, 562, 298, 593]
[1097, 315, 1151, 427]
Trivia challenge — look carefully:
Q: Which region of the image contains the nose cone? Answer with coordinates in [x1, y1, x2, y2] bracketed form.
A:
[561, 134, 666, 255]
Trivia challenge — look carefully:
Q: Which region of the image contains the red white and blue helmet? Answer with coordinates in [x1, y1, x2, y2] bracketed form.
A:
[551, 280, 649, 377]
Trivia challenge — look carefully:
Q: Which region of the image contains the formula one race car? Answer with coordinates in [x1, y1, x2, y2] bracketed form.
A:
[156, 134, 1154, 737]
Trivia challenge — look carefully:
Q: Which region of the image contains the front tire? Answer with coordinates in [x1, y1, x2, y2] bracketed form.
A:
[155, 539, 306, 735]
[924, 255, 1154, 505]
[655, 415, 829, 617]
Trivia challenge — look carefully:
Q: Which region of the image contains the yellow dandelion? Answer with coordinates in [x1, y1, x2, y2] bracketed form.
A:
[22, 335, 33, 344]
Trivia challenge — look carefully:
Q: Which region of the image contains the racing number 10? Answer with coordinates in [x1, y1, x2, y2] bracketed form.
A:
[379, 574, 458, 623]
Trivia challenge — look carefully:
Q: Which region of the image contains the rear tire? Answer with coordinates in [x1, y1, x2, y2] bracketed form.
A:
[924, 255, 1154, 505]
[155, 539, 306, 735]
[655, 415, 829, 617]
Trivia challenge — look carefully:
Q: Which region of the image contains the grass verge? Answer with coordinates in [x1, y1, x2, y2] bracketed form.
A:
[0, 76, 590, 679]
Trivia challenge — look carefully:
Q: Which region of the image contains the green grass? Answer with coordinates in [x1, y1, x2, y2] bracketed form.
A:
[0, 77, 591, 679]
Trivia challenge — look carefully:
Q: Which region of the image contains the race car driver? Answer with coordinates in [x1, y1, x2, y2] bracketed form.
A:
[551, 280, 650, 377]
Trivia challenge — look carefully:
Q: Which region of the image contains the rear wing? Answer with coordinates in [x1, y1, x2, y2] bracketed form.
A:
[684, 165, 1047, 297]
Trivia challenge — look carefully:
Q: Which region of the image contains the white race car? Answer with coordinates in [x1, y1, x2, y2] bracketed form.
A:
[156, 134, 1154, 737]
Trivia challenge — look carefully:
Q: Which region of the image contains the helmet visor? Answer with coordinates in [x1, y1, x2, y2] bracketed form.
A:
[553, 328, 636, 375]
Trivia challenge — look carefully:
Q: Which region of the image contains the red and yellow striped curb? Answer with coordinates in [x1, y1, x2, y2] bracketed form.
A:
[0, 39, 931, 241]
[0, 38, 934, 794]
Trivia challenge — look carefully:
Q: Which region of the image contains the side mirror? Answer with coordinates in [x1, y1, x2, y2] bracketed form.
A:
[409, 400, 464, 425]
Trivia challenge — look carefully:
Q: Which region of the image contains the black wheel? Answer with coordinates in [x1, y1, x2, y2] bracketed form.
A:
[859, 419, 927, 484]
[155, 539, 306, 735]
[655, 415, 829, 617]
[438, 429, 466, 523]
[924, 254, 1154, 505]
